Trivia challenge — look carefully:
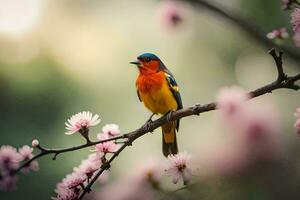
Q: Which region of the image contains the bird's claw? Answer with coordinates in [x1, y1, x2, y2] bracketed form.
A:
[165, 111, 175, 122]
[142, 122, 153, 133]
[146, 113, 155, 123]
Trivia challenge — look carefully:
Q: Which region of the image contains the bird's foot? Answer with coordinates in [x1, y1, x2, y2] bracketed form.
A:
[164, 110, 175, 122]
[142, 113, 155, 132]
[146, 113, 155, 123]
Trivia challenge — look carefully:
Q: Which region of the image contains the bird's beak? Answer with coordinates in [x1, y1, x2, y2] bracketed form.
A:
[130, 61, 141, 67]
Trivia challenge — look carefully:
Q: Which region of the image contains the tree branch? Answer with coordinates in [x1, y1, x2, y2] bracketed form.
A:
[77, 49, 300, 199]
[180, 0, 300, 64]
[10, 48, 299, 199]
[11, 134, 128, 175]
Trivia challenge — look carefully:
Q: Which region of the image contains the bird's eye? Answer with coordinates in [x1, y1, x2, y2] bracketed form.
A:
[145, 57, 151, 62]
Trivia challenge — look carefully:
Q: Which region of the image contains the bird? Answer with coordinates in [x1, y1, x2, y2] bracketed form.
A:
[130, 53, 183, 157]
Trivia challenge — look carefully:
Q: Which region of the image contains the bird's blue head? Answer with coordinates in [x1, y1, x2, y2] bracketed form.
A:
[130, 53, 162, 74]
[137, 53, 160, 61]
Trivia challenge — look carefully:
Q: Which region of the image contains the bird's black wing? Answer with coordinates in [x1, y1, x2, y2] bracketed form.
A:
[165, 72, 183, 131]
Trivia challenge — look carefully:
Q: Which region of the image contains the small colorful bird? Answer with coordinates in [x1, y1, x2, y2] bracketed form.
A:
[130, 53, 183, 157]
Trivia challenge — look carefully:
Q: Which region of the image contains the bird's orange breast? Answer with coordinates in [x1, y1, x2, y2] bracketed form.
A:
[136, 71, 165, 93]
[136, 71, 178, 114]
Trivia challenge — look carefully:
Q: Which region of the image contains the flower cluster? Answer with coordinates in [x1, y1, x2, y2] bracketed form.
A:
[0, 145, 39, 191]
[294, 107, 300, 135]
[53, 115, 121, 200]
[52, 152, 105, 200]
[95, 133, 119, 154]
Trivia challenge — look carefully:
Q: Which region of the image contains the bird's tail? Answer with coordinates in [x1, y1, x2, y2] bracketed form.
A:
[162, 121, 178, 157]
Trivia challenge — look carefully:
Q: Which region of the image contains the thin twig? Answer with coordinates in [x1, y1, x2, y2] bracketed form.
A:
[181, 0, 300, 64]
[11, 134, 128, 175]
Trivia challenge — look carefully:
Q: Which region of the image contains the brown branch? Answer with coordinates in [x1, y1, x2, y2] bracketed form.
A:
[77, 49, 300, 199]
[9, 48, 299, 199]
[11, 134, 128, 175]
[180, 0, 300, 64]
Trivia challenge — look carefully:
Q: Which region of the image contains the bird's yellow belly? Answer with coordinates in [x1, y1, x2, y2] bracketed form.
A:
[139, 83, 178, 115]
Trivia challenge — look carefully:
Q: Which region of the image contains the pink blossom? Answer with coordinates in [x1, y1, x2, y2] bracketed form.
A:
[291, 8, 300, 32]
[74, 156, 102, 178]
[266, 28, 289, 39]
[0, 175, 18, 191]
[18, 145, 34, 160]
[158, 0, 186, 28]
[165, 152, 192, 184]
[209, 145, 250, 177]
[31, 139, 39, 147]
[52, 183, 79, 200]
[95, 133, 119, 154]
[61, 172, 86, 189]
[134, 158, 163, 184]
[0, 145, 22, 171]
[18, 145, 39, 173]
[216, 86, 249, 118]
[294, 107, 300, 135]
[65, 111, 101, 135]
[231, 103, 281, 161]
[102, 124, 121, 137]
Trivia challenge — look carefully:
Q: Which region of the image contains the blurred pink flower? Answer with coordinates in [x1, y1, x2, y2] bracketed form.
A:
[209, 144, 250, 177]
[291, 8, 300, 32]
[96, 179, 155, 200]
[158, 0, 186, 28]
[294, 107, 300, 135]
[102, 124, 121, 137]
[134, 158, 163, 184]
[0, 145, 22, 171]
[62, 172, 86, 189]
[18, 145, 39, 173]
[210, 102, 281, 177]
[216, 86, 249, 119]
[0, 175, 18, 191]
[18, 145, 34, 160]
[95, 133, 119, 153]
[74, 155, 102, 178]
[233, 103, 281, 161]
[52, 183, 79, 200]
[165, 152, 192, 184]
[295, 107, 300, 118]
[65, 111, 101, 135]
[266, 28, 289, 39]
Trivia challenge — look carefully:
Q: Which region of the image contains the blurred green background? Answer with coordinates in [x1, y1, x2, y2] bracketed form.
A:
[1, 0, 300, 199]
